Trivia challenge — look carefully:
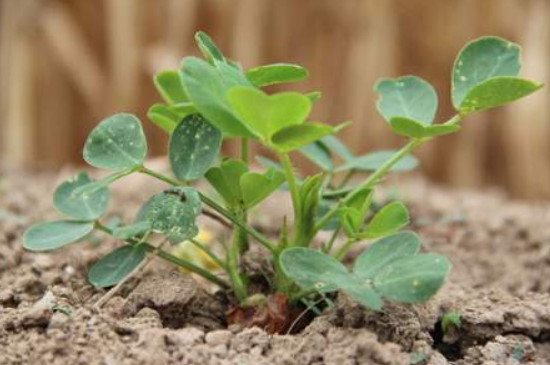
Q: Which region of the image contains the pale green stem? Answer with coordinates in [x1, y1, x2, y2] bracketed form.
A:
[278, 153, 302, 245]
[189, 238, 227, 271]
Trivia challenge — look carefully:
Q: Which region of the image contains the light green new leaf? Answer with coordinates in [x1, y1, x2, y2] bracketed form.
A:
[83, 113, 147, 170]
[112, 221, 151, 240]
[270, 123, 336, 152]
[88, 245, 146, 288]
[205, 159, 249, 207]
[452, 36, 520, 109]
[227, 86, 312, 140]
[169, 114, 222, 181]
[458, 76, 543, 114]
[53, 172, 109, 220]
[353, 231, 421, 279]
[246, 63, 309, 87]
[339, 188, 373, 235]
[240, 168, 285, 208]
[374, 76, 438, 125]
[154, 70, 188, 104]
[280, 247, 350, 293]
[390, 117, 460, 139]
[195, 31, 225, 64]
[300, 141, 333, 171]
[180, 57, 253, 137]
[373, 253, 451, 303]
[358, 201, 409, 239]
[135, 187, 201, 243]
[147, 104, 182, 134]
[23, 220, 94, 251]
[335, 150, 418, 172]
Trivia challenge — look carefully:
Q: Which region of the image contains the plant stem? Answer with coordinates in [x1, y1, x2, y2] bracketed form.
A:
[241, 137, 250, 164]
[227, 224, 248, 302]
[333, 237, 358, 259]
[138, 166, 276, 252]
[337, 170, 355, 189]
[189, 238, 227, 271]
[322, 227, 341, 254]
[95, 222, 230, 288]
[279, 153, 302, 245]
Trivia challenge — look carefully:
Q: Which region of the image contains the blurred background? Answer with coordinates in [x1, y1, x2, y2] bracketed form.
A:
[0, 0, 549, 198]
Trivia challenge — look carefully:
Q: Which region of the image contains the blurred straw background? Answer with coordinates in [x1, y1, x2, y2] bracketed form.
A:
[0, 0, 549, 198]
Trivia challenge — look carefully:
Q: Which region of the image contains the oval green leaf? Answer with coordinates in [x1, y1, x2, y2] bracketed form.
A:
[205, 159, 249, 207]
[246, 63, 309, 87]
[452, 36, 520, 109]
[169, 114, 222, 181]
[240, 168, 285, 208]
[53, 172, 109, 220]
[373, 253, 451, 303]
[23, 220, 94, 251]
[135, 187, 201, 243]
[280, 247, 351, 293]
[335, 150, 418, 172]
[459, 76, 543, 114]
[88, 245, 146, 288]
[271, 123, 335, 153]
[358, 201, 409, 239]
[374, 76, 438, 125]
[353, 231, 421, 279]
[83, 113, 147, 170]
[154, 70, 188, 104]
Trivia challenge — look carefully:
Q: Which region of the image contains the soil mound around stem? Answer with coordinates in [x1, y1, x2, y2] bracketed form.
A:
[2, 171, 550, 364]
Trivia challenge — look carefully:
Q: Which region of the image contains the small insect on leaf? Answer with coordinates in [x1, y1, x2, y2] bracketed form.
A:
[357, 201, 410, 239]
[53, 172, 109, 221]
[83, 113, 147, 171]
[373, 253, 451, 303]
[88, 245, 147, 288]
[169, 114, 222, 181]
[135, 187, 201, 243]
[154, 70, 189, 104]
[23, 221, 95, 251]
[246, 63, 309, 87]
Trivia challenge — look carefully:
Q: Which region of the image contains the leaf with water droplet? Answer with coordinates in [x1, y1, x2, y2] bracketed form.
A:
[88, 245, 146, 288]
[246, 63, 309, 87]
[135, 187, 201, 243]
[169, 114, 222, 181]
[23, 220, 94, 251]
[83, 113, 147, 170]
[53, 172, 109, 220]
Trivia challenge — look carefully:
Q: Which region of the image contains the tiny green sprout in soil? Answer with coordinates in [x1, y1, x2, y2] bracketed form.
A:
[23, 32, 543, 334]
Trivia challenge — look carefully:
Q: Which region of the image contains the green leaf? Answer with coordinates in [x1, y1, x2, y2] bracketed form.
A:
[306, 91, 322, 103]
[246, 63, 309, 87]
[300, 141, 333, 171]
[321, 135, 354, 161]
[458, 76, 543, 114]
[154, 70, 188, 104]
[390, 117, 460, 138]
[147, 104, 182, 134]
[205, 159, 248, 207]
[180, 57, 253, 137]
[280, 247, 350, 293]
[271, 123, 336, 152]
[195, 31, 225, 64]
[112, 221, 151, 240]
[240, 169, 285, 208]
[23, 221, 94, 251]
[358, 201, 409, 239]
[83, 113, 147, 170]
[353, 231, 420, 279]
[88, 245, 146, 288]
[71, 169, 130, 198]
[227, 86, 312, 140]
[452, 36, 521, 109]
[169, 114, 222, 181]
[342, 277, 383, 310]
[374, 76, 438, 125]
[335, 150, 418, 172]
[373, 254, 451, 303]
[339, 188, 373, 235]
[53, 172, 109, 220]
[135, 187, 201, 243]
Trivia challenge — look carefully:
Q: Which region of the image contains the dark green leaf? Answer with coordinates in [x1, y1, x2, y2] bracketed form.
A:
[452, 36, 521, 109]
[353, 231, 421, 279]
[227, 86, 311, 140]
[240, 168, 285, 208]
[88, 245, 146, 288]
[358, 201, 409, 239]
[458, 77, 543, 114]
[374, 76, 438, 125]
[154, 70, 188, 104]
[335, 150, 418, 172]
[83, 113, 147, 170]
[342, 277, 383, 310]
[373, 254, 451, 303]
[23, 221, 94, 251]
[246, 63, 309, 87]
[135, 187, 201, 243]
[53, 172, 109, 220]
[169, 114, 222, 181]
[271, 123, 336, 152]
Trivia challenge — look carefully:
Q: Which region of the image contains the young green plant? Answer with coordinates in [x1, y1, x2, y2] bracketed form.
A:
[23, 33, 542, 319]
